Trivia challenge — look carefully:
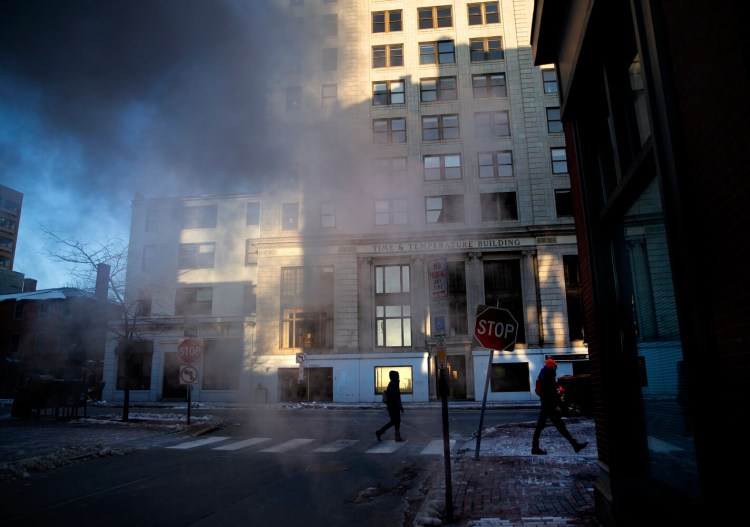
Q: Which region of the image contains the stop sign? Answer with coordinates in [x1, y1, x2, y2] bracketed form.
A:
[474, 305, 518, 351]
[178, 339, 203, 364]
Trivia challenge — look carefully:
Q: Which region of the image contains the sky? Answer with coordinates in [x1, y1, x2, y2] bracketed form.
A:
[1, 0, 294, 290]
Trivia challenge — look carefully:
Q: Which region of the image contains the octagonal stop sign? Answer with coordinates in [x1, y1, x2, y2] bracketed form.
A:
[474, 305, 518, 351]
[178, 339, 203, 364]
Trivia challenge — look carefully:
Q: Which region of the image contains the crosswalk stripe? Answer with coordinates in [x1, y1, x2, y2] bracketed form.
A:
[260, 438, 315, 453]
[213, 437, 272, 451]
[167, 436, 231, 449]
[420, 439, 455, 455]
[366, 440, 408, 454]
[312, 439, 359, 453]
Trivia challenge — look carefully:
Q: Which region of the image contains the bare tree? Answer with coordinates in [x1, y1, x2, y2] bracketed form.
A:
[40, 226, 140, 421]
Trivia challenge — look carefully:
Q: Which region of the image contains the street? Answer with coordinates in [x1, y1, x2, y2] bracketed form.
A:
[0, 406, 539, 526]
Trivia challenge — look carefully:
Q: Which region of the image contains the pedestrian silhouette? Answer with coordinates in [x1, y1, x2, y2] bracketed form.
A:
[376, 370, 405, 442]
[532, 358, 588, 455]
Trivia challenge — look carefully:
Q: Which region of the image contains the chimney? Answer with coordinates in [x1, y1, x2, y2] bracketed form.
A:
[23, 278, 37, 292]
[95, 263, 110, 300]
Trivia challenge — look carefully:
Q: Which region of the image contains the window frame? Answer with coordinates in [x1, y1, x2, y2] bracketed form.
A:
[425, 195, 465, 224]
[468, 2, 500, 26]
[174, 287, 213, 317]
[480, 192, 519, 221]
[375, 264, 412, 348]
[375, 198, 409, 225]
[282, 202, 300, 231]
[478, 150, 514, 178]
[423, 154, 462, 181]
[472, 73, 507, 98]
[551, 147, 569, 174]
[372, 44, 404, 68]
[475, 110, 511, 138]
[547, 107, 563, 133]
[419, 40, 455, 65]
[420, 76, 458, 102]
[421, 114, 460, 141]
[372, 79, 406, 106]
[178, 242, 216, 269]
[470, 37, 504, 62]
[182, 204, 217, 229]
[373, 157, 408, 179]
[372, 9, 402, 33]
[373, 117, 407, 144]
[418, 6, 453, 29]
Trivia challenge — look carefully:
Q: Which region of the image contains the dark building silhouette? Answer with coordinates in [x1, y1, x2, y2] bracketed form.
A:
[531, 0, 747, 524]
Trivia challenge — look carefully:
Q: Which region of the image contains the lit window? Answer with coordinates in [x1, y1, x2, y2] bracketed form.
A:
[375, 265, 412, 347]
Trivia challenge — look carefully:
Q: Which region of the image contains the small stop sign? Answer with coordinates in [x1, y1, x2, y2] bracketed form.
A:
[178, 339, 203, 364]
[474, 305, 518, 351]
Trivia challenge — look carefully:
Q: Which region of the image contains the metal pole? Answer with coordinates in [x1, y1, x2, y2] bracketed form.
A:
[475, 348, 495, 460]
[439, 366, 454, 521]
[187, 385, 192, 425]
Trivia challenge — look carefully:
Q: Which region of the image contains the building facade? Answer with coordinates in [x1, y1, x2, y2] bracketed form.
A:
[0, 184, 23, 285]
[103, 1, 588, 405]
[531, 0, 748, 524]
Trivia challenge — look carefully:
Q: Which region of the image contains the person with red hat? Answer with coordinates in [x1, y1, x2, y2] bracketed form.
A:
[531, 357, 588, 455]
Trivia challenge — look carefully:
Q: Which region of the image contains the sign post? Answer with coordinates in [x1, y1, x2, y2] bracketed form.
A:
[473, 304, 518, 459]
[178, 339, 203, 425]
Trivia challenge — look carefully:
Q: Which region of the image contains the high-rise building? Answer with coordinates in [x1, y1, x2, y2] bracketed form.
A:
[0, 184, 22, 273]
[103, 1, 586, 404]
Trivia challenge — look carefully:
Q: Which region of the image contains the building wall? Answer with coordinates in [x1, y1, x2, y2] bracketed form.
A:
[104, 0, 587, 405]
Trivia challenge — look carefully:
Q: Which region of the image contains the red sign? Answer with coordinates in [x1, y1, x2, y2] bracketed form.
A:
[178, 339, 203, 364]
[474, 305, 518, 351]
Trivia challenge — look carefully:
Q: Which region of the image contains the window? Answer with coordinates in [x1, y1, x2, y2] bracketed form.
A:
[555, 189, 573, 217]
[243, 284, 257, 315]
[142, 244, 156, 272]
[468, 2, 500, 25]
[281, 267, 334, 349]
[447, 261, 468, 335]
[282, 202, 299, 230]
[547, 107, 563, 133]
[145, 208, 159, 232]
[419, 40, 455, 65]
[322, 48, 337, 71]
[373, 80, 405, 105]
[178, 243, 215, 269]
[483, 259, 526, 344]
[374, 366, 413, 395]
[245, 240, 258, 266]
[375, 265, 411, 347]
[372, 44, 403, 68]
[375, 198, 409, 225]
[470, 37, 503, 61]
[286, 87, 301, 111]
[373, 118, 407, 144]
[551, 147, 568, 174]
[542, 67, 558, 94]
[175, 287, 213, 316]
[372, 10, 402, 33]
[563, 255, 584, 342]
[418, 6, 453, 29]
[322, 13, 337, 36]
[472, 73, 506, 98]
[178, 242, 216, 270]
[246, 202, 260, 226]
[420, 77, 457, 102]
[320, 201, 335, 228]
[423, 154, 461, 180]
[182, 204, 217, 229]
[422, 114, 459, 141]
[426, 195, 465, 224]
[115, 340, 153, 390]
[136, 292, 152, 317]
[475, 110, 510, 138]
[478, 150, 513, 178]
[490, 362, 531, 392]
[321, 84, 337, 106]
[203, 339, 242, 390]
[373, 157, 408, 178]
[480, 192, 518, 221]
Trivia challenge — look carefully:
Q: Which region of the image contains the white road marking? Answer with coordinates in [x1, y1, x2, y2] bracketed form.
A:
[167, 436, 231, 449]
[366, 440, 408, 454]
[213, 437, 272, 451]
[260, 438, 316, 453]
[312, 439, 359, 452]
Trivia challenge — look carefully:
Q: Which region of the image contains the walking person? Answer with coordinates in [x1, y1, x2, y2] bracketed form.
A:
[376, 370, 405, 442]
[532, 358, 588, 455]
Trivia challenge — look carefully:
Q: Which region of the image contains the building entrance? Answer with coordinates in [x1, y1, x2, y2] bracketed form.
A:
[278, 367, 333, 402]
